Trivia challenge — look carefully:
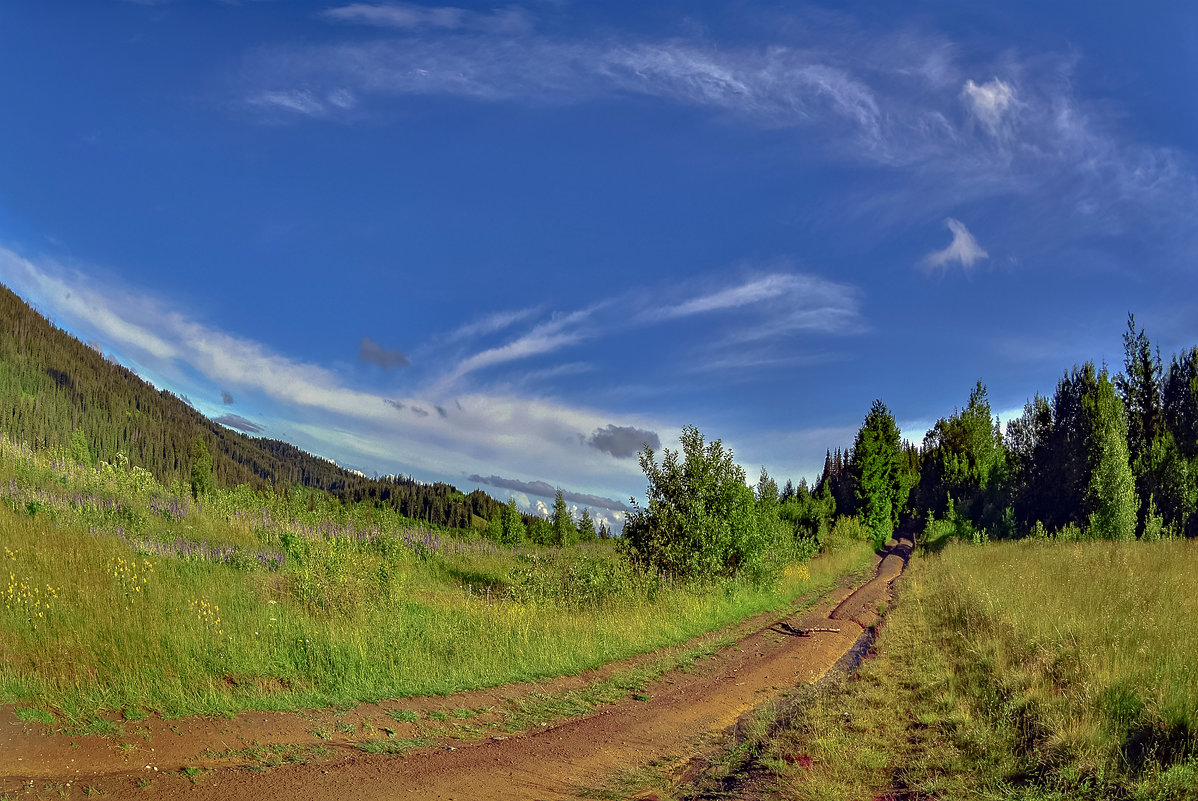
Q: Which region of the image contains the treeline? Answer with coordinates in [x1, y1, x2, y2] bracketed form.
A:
[0, 283, 505, 529]
[482, 492, 611, 547]
[817, 315, 1198, 544]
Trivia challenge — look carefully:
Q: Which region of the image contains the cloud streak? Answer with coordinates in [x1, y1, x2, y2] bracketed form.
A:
[323, 3, 532, 35]
[213, 413, 265, 434]
[468, 474, 630, 513]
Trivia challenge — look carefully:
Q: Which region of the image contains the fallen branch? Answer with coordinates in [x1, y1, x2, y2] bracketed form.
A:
[780, 623, 841, 637]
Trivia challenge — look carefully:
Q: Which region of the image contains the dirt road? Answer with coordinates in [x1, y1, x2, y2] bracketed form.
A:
[1, 536, 912, 800]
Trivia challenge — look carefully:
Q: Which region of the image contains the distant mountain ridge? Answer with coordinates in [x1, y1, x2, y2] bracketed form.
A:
[0, 282, 503, 528]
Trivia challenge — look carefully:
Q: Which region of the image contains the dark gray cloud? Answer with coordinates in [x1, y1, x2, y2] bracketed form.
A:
[469, 474, 630, 513]
[435, 405, 448, 418]
[213, 413, 264, 434]
[359, 336, 410, 369]
[410, 405, 429, 418]
[221, 391, 235, 405]
[384, 398, 405, 411]
[587, 424, 661, 459]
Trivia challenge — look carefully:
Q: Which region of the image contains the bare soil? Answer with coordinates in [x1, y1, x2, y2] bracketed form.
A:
[1, 537, 912, 800]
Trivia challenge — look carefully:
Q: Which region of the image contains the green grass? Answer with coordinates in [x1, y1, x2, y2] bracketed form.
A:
[388, 709, 419, 723]
[0, 435, 875, 721]
[14, 706, 55, 724]
[718, 538, 1198, 800]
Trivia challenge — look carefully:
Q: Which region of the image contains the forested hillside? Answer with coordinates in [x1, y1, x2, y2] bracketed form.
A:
[0, 283, 504, 527]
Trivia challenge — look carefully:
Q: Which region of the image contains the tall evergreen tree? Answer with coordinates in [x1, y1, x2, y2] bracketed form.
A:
[1117, 314, 1165, 531]
[501, 497, 527, 545]
[576, 508, 597, 542]
[917, 381, 1007, 528]
[1117, 314, 1164, 464]
[550, 490, 575, 546]
[1164, 347, 1198, 459]
[848, 400, 910, 544]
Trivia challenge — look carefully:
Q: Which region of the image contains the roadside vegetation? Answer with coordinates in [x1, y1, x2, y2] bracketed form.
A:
[700, 538, 1198, 800]
[0, 430, 874, 722]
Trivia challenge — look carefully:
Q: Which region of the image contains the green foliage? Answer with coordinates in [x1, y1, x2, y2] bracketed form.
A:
[848, 400, 911, 546]
[741, 540, 1198, 801]
[1004, 363, 1141, 540]
[916, 381, 1007, 535]
[1084, 372, 1138, 540]
[189, 437, 214, 500]
[576, 508, 597, 543]
[619, 425, 770, 583]
[0, 284, 508, 530]
[0, 432, 876, 720]
[486, 498, 527, 545]
[69, 428, 94, 468]
[550, 490, 576, 547]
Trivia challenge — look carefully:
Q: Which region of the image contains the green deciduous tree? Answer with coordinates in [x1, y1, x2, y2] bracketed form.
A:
[68, 427, 94, 467]
[189, 437, 214, 499]
[1084, 371, 1138, 540]
[619, 425, 767, 582]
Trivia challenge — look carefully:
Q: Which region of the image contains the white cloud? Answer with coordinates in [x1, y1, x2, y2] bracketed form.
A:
[322, 3, 532, 35]
[922, 218, 988, 271]
[659, 274, 800, 319]
[441, 306, 540, 344]
[434, 307, 595, 390]
[962, 77, 1017, 138]
[237, 19, 1197, 243]
[247, 90, 328, 117]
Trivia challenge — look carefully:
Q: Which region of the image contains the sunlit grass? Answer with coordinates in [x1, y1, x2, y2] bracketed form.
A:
[745, 539, 1198, 800]
[0, 439, 874, 721]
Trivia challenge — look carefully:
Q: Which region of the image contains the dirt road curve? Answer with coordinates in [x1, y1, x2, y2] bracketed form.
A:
[2, 536, 912, 800]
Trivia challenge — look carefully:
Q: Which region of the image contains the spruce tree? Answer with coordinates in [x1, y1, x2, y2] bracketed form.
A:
[848, 400, 909, 545]
[551, 490, 575, 546]
[576, 508, 597, 542]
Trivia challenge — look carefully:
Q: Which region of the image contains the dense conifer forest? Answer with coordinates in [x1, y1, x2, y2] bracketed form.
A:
[0, 283, 505, 528]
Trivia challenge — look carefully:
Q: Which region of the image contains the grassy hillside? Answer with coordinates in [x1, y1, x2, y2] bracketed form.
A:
[0, 282, 504, 528]
[0, 435, 874, 721]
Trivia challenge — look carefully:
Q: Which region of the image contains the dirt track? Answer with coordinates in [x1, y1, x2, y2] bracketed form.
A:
[1, 536, 912, 800]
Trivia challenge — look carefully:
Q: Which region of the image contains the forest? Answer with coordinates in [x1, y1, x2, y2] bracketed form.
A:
[813, 315, 1196, 549]
[0, 284, 508, 529]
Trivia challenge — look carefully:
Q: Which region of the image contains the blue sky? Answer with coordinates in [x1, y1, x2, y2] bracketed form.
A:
[2, 1, 1196, 524]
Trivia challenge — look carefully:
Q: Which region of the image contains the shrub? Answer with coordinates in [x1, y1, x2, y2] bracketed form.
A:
[619, 426, 769, 583]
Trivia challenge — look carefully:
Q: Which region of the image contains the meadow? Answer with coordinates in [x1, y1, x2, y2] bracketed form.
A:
[0, 434, 874, 723]
[724, 537, 1198, 800]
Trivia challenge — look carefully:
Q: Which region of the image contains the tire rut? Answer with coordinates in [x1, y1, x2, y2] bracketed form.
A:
[1, 540, 913, 801]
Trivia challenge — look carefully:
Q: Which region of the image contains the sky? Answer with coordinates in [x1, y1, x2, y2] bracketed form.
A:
[1, 1, 1196, 525]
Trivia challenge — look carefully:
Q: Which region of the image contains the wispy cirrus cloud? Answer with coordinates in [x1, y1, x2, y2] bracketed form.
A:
[0, 245, 668, 501]
[237, 13, 1196, 248]
[322, 3, 532, 35]
[440, 306, 540, 344]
